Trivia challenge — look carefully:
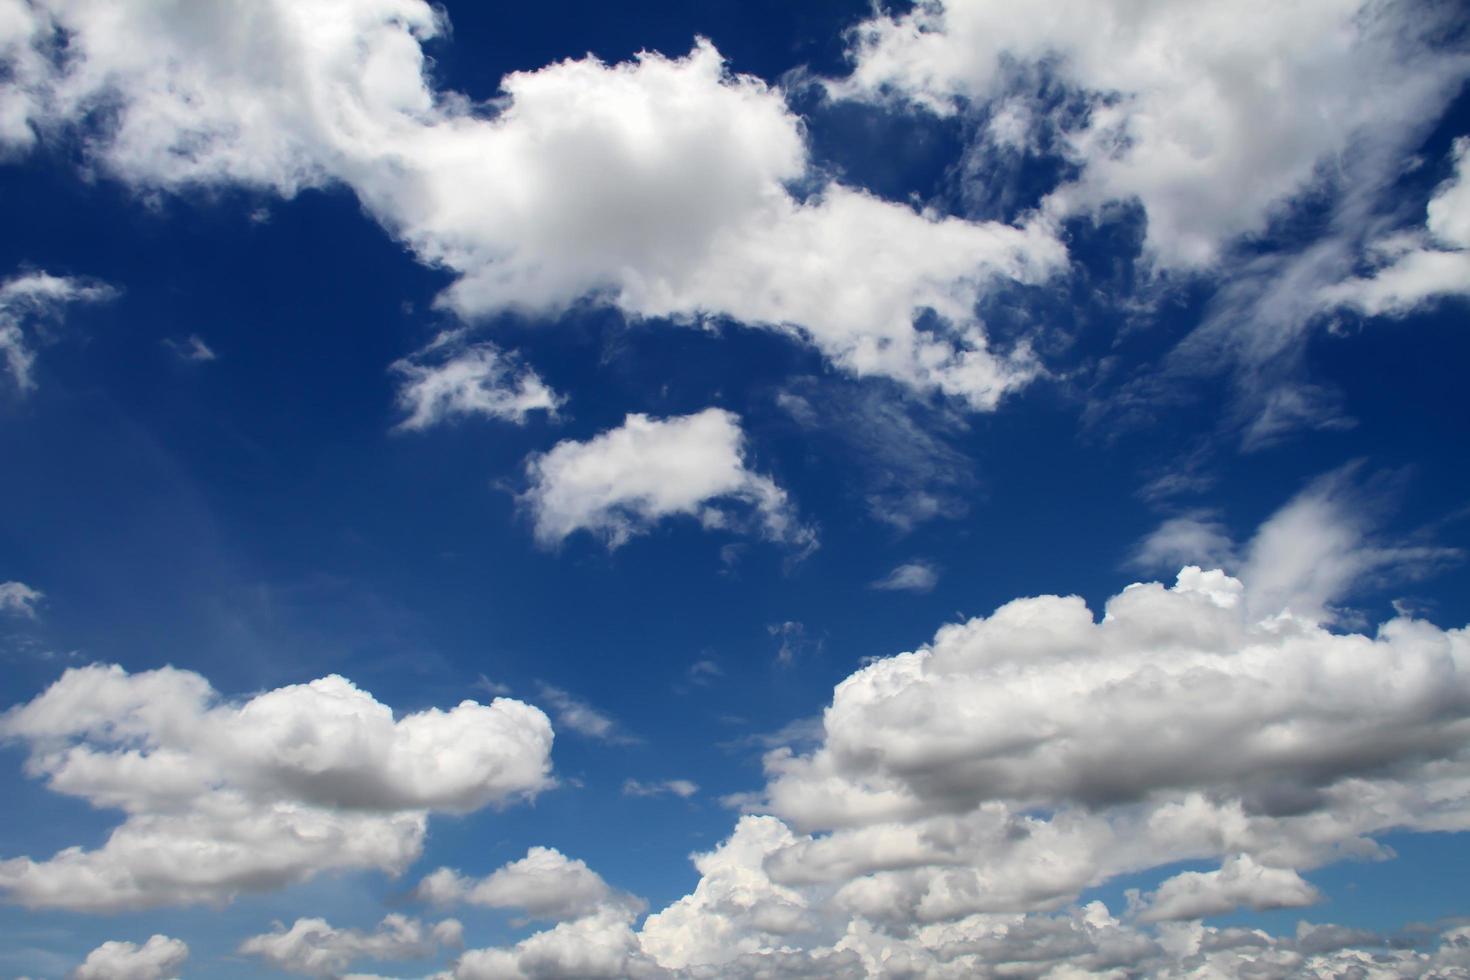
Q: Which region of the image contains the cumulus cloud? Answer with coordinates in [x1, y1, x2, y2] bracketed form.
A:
[391, 336, 560, 431]
[869, 561, 939, 593]
[623, 779, 699, 799]
[578, 505, 1470, 970]
[70, 934, 187, 980]
[569, 556, 1470, 974]
[838, 0, 1469, 270]
[415, 847, 634, 922]
[1320, 137, 1470, 316]
[239, 914, 461, 977]
[522, 410, 812, 552]
[1135, 855, 1322, 922]
[0, 3, 1065, 409]
[0, 580, 43, 617]
[0, 665, 554, 910]
[0, 270, 115, 392]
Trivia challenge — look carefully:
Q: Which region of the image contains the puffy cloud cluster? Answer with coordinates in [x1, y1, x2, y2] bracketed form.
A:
[1320, 137, 1470, 317]
[239, 914, 462, 977]
[0, 270, 115, 392]
[70, 934, 187, 980]
[0, 1, 1065, 408]
[581, 550, 1470, 974]
[416, 847, 635, 922]
[391, 336, 561, 431]
[0, 665, 554, 910]
[1134, 854, 1320, 923]
[838, 0, 1469, 270]
[522, 409, 813, 551]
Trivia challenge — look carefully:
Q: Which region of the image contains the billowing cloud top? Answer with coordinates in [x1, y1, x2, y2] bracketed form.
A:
[0, 665, 555, 910]
[522, 408, 813, 551]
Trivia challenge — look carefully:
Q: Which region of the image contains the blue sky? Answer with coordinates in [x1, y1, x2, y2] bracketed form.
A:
[2, 1, 1470, 977]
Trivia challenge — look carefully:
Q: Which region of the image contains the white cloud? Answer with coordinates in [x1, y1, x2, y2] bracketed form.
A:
[163, 334, 217, 363]
[415, 847, 633, 922]
[0, 664, 554, 910]
[838, 0, 1469, 270]
[1129, 512, 1237, 574]
[0, 580, 42, 618]
[239, 914, 462, 977]
[1136, 855, 1321, 922]
[2, 4, 1065, 409]
[1320, 137, 1470, 316]
[454, 905, 651, 980]
[70, 934, 187, 980]
[522, 410, 813, 552]
[869, 561, 939, 594]
[1131, 466, 1460, 623]
[533, 683, 636, 745]
[606, 554, 1470, 972]
[391, 336, 560, 431]
[623, 779, 699, 799]
[0, 270, 115, 391]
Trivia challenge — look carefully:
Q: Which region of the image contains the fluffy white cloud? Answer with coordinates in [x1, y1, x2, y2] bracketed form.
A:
[522, 409, 813, 551]
[2, 3, 1065, 408]
[869, 561, 939, 593]
[70, 934, 187, 980]
[0, 270, 115, 391]
[415, 847, 631, 922]
[1135, 855, 1321, 922]
[1320, 137, 1470, 316]
[598, 551, 1470, 974]
[0, 580, 42, 617]
[239, 914, 462, 977]
[838, 0, 1469, 270]
[454, 905, 652, 980]
[0, 665, 554, 910]
[392, 336, 560, 431]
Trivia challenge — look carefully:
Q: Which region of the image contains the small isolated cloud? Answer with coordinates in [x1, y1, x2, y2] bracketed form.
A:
[768, 620, 818, 667]
[0, 581, 43, 618]
[1135, 854, 1321, 922]
[0, 270, 116, 392]
[239, 914, 461, 977]
[391, 335, 560, 431]
[163, 334, 216, 363]
[414, 846, 638, 922]
[623, 778, 699, 799]
[535, 682, 638, 745]
[522, 409, 814, 552]
[686, 659, 723, 687]
[70, 934, 187, 980]
[870, 560, 939, 593]
[0, 665, 554, 911]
